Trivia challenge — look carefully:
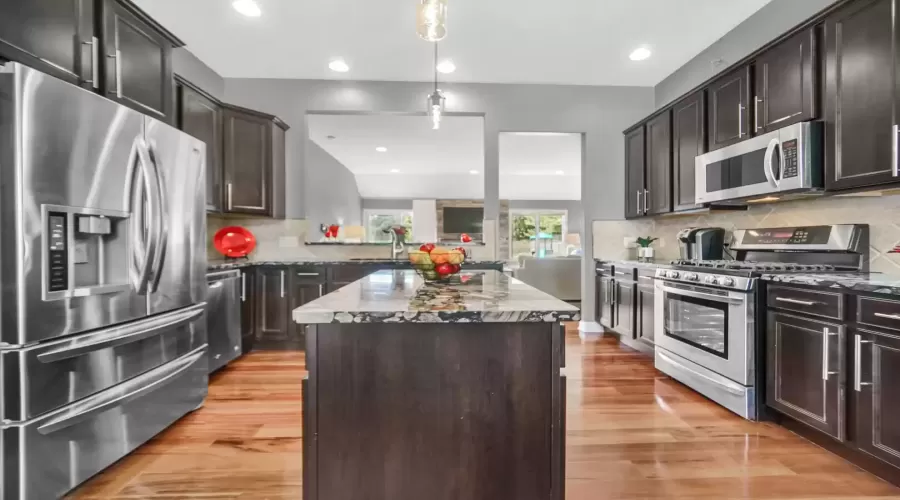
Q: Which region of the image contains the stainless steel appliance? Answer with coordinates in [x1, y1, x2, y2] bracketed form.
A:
[654, 224, 869, 420]
[207, 270, 242, 372]
[0, 63, 208, 499]
[695, 121, 824, 204]
[677, 227, 726, 260]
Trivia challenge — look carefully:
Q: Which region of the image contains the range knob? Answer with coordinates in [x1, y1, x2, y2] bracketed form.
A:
[685, 273, 699, 281]
[666, 271, 680, 279]
[718, 277, 736, 287]
[704, 276, 717, 285]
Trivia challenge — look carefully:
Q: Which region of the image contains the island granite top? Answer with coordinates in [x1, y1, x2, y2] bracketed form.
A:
[760, 273, 900, 297]
[208, 259, 506, 271]
[292, 269, 580, 324]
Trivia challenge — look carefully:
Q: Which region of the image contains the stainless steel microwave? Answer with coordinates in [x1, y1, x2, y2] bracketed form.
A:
[695, 121, 824, 204]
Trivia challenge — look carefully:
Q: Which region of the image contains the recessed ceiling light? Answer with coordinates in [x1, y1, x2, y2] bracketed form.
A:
[232, 0, 261, 17]
[555, 170, 565, 175]
[629, 47, 652, 61]
[469, 170, 479, 175]
[436, 60, 456, 74]
[390, 169, 400, 173]
[375, 146, 387, 152]
[326, 135, 336, 140]
[328, 59, 350, 73]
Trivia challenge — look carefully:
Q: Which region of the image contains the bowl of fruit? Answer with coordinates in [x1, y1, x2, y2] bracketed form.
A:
[409, 243, 468, 281]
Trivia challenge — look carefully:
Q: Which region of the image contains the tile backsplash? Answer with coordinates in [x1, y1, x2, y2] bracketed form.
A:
[208, 215, 497, 262]
[593, 193, 900, 275]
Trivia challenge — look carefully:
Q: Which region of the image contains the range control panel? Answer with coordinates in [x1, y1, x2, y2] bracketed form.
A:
[47, 212, 68, 292]
[739, 226, 832, 245]
[781, 139, 799, 179]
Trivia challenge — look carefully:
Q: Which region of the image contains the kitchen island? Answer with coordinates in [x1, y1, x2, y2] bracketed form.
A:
[294, 269, 579, 500]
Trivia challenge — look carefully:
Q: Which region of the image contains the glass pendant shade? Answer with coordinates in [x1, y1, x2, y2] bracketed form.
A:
[417, 0, 448, 42]
[427, 90, 445, 130]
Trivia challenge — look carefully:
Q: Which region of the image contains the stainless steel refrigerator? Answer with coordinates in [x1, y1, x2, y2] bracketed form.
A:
[0, 63, 208, 499]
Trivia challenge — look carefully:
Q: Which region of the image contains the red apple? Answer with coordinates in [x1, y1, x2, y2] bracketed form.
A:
[454, 247, 468, 258]
[460, 233, 472, 243]
[435, 263, 454, 276]
[450, 264, 461, 273]
[419, 243, 436, 253]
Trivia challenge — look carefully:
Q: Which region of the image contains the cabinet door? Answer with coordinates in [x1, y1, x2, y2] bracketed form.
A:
[755, 28, 817, 134]
[707, 66, 751, 152]
[223, 109, 271, 215]
[0, 0, 95, 88]
[672, 91, 705, 211]
[598, 276, 613, 329]
[178, 82, 223, 212]
[853, 328, 900, 469]
[645, 111, 672, 215]
[637, 285, 655, 345]
[289, 271, 325, 350]
[624, 127, 646, 219]
[613, 281, 635, 339]
[255, 267, 291, 349]
[824, 0, 897, 191]
[766, 312, 845, 440]
[240, 269, 255, 354]
[103, 0, 174, 122]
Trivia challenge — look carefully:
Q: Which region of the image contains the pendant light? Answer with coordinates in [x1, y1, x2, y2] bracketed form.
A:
[416, 0, 448, 42]
[427, 43, 446, 130]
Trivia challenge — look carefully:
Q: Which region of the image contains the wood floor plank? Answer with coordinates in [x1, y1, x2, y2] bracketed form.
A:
[67, 328, 900, 499]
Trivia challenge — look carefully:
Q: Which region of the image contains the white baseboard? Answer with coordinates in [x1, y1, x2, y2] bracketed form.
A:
[578, 321, 604, 336]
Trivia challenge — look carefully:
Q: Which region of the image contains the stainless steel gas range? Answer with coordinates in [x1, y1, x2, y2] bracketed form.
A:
[653, 224, 869, 420]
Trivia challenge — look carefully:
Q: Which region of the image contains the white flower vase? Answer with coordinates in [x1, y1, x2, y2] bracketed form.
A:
[638, 247, 654, 262]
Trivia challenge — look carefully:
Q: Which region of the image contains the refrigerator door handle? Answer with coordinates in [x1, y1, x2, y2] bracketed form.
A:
[145, 141, 169, 293]
[132, 138, 158, 295]
[36, 346, 207, 435]
[36, 305, 205, 363]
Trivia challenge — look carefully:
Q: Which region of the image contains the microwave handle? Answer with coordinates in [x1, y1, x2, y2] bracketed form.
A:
[763, 138, 780, 187]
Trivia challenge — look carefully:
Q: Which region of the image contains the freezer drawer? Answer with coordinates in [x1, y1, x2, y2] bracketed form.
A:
[0, 303, 206, 421]
[0, 345, 208, 500]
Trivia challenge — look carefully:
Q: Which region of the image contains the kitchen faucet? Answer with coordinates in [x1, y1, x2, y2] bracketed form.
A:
[386, 225, 406, 260]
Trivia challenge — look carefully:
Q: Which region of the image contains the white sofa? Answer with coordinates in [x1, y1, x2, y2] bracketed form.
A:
[512, 256, 582, 302]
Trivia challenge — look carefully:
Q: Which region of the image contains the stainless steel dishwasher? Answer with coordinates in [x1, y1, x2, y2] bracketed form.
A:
[206, 270, 242, 373]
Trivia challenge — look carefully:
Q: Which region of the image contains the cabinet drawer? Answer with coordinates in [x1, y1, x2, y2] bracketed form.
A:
[614, 265, 636, 283]
[767, 285, 844, 320]
[858, 296, 900, 332]
[292, 266, 327, 284]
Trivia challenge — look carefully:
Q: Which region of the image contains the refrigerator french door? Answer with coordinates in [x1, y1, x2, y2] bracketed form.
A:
[0, 63, 208, 500]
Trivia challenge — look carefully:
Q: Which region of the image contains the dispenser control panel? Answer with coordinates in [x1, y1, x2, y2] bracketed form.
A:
[47, 213, 68, 292]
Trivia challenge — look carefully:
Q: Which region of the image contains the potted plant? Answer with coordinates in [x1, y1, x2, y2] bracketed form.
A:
[636, 237, 658, 262]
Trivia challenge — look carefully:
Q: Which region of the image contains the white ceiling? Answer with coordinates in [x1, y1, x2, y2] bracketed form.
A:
[134, 0, 772, 86]
[307, 114, 581, 200]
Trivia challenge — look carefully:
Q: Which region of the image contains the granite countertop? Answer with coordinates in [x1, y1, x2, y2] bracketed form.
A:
[761, 273, 900, 297]
[292, 269, 581, 324]
[305, 241, 486, 246]
[595, 258, 674, 270]
[208, 259, 507, 271]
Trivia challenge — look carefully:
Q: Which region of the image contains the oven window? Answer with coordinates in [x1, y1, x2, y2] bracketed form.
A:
[664, 291, 729, 358]
[705, 148, 768, 193]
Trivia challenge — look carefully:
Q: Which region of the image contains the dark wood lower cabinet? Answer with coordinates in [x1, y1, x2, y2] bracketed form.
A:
[766, 311, 845, 441]
[854, 328, 900, 469]
[636, 281, 655, 346]
[613, 280, 635, 339]
[255, 266, 293, 350]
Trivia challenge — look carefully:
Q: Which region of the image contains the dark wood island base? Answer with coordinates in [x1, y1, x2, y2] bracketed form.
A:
[303, 321, 566, 500]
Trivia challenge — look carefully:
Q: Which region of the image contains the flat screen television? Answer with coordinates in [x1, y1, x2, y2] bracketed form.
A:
[442, 207, 484, 234]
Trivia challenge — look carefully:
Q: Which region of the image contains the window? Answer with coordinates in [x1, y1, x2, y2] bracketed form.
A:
[510, 211, 567, 258]
[364, 210, 413, 243]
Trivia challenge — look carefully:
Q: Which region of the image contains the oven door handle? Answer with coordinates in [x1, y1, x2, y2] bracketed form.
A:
[661, 284, 745, 304]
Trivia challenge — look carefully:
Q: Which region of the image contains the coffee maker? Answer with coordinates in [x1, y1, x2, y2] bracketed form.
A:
[677, 227, 726, 261]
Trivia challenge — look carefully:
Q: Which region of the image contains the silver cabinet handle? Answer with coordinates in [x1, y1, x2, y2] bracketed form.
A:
[280, 270, 285, 298]
[319, 284, 324, 296]
[775, 297, 819, 306]
[894, 124, 899, 177]
[854, 334, 873, 392]
[754, 96, 762, 132]
[107, 50, 122, 98]
[226, 183, 233, 210]
[738, 103, 745, 137]
[874, 312, 900, 321]
[639, 276, 654, 281]
[241, 272, 246, 302]
[822, 328, 838, 381]
[615, 271, 631, 276]
[296, 272, 320, 276]
[636, 190, 641, 215]
[643, 188, 649, 213]
[82, 36, 99, 88]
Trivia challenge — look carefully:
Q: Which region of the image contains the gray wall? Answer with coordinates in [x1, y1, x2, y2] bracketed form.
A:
[306, 140, 362, 231]
[654, 0, 839, 108]
[508, 200, 584, 235]
[361, 199, 414, 210]
[223, 78, 654, 324]
[172, 48, 225, 100]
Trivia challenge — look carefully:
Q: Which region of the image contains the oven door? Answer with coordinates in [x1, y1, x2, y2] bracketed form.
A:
[654, 280, 754, 385]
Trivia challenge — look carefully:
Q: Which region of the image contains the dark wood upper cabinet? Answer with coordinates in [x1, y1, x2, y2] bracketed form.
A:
[755, 27, 818, 134]
[0, 0, 95, 88]
[645, 111, 672, 215]
[854, 327, 900, 469]
[101, 0, 179, 123]
[177, 78, 223, 212]
[223, 105, 287, 218]
[766, 312, 845, 441]
[824, 0, 898, 191]
[672, 91, 705, 211]
[624, 126, 645, 219]
[707, 66, 752, 152]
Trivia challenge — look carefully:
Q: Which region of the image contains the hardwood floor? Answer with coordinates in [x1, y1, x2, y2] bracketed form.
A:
[69, 328, 900, 499]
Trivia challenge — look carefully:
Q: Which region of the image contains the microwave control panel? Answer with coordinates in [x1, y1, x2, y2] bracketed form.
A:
[47, 212, 68, 292]
[781, 139, 798, 178]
